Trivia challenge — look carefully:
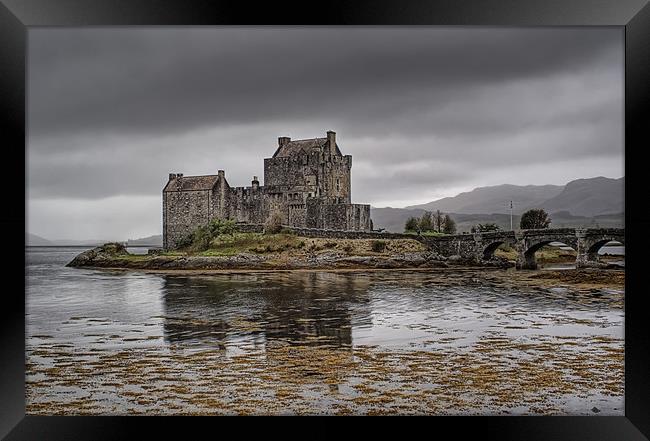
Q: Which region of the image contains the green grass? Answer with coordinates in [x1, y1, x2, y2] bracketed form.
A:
[117, 254, 150, 261]
[168, 232, 305, 256]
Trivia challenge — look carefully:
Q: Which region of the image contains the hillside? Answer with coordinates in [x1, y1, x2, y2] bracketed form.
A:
[127, 234, 163, 246]
[406, 184, 563, 214]
[404, 177, 622, 217]
[370, 207, 426, 232]
[26, 233, 54, 246]
[371, 176, 624, 233]
[535, 177, 623, 216]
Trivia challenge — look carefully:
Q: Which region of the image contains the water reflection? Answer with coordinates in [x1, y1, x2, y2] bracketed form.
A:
[26, 248, 625, 415]
[161, 272, 372, 350]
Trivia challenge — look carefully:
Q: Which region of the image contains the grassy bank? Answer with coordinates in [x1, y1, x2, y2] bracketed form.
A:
[166, 232, 427, 258]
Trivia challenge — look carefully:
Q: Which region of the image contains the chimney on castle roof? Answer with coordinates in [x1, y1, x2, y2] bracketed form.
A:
[217, 170, 225, 180]
[169, 173, 177, 181]
[252, 175, 259, 190]
[327, 131, 336, 155]
[278, 136, 291, 147]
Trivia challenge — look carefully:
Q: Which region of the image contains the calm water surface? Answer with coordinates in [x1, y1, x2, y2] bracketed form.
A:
[26, 247, 624, 415]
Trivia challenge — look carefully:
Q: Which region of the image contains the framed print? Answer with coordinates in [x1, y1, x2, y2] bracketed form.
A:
[2, 0, 649, 439]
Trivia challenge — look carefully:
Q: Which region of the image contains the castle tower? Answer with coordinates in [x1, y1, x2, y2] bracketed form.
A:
[163, 131, 371, 249]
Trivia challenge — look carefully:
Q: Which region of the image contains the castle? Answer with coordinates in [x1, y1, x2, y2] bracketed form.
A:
[163, 131, 372, 249]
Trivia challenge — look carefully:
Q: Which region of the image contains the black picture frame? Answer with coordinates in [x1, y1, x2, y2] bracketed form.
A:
[2, 0, 649, 438]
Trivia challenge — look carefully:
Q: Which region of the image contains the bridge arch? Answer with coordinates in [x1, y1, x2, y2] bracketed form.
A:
[515, 230, 578, 270]
[576, 231, 625, 267]
[481, 239, 517, 261]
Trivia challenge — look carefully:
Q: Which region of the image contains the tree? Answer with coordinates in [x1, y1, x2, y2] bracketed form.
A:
[471, 223, 501, 233]
[434, 210, 444, 233]
[405, 217, 419, 232]
[419, 211, 434, 232]
[520, 209, 551, 229]
[442, 214, 456, 234]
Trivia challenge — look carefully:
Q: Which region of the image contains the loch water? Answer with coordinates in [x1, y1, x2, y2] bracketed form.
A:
[26, 247, 625, 415]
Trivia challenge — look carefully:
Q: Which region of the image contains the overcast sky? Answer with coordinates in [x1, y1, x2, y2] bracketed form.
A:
[27, 27, 623, 241]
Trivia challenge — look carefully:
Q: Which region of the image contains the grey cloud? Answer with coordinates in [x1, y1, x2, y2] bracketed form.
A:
[28, 28, 621, 139]
[26, 27, 624, 239]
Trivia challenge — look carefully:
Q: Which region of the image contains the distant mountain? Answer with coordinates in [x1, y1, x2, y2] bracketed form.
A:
[50, 239, 110, 246]
[127, 234, 163, 246]
[406, 184, 563, 214]
[26, 233, 54, 246]
[371, 176, 624, 232]
[370, 207, 426, 233]
[534, 177, 623, 217]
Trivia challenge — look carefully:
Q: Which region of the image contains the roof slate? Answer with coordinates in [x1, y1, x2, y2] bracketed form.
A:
[273, 137, 342, 158]
[163, 175, 219, 192]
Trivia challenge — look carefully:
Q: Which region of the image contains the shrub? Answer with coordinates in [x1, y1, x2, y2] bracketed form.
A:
[176, 232, 194, 249]
[100, 242, 128, 254]
[371, 240, 387, 253]
[279, 227, 295, 235]
[191, 226, 212, 251]
[323, 241, 337, 249]
[174, 219, 239, 251]
[209, 218, 238, 237]
[471, 223, 501, 233]
[405, 217, 419, 232]
[419, 211, 434, 232]
[264, 211, 284, 234]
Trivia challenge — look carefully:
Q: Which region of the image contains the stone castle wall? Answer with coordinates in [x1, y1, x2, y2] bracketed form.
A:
[306, 199, 370, 231]
[163, 185, 372, 249]
[163, 132, 371, 249]
[235, 223, 413, 240]
[163, 189, 213, 249]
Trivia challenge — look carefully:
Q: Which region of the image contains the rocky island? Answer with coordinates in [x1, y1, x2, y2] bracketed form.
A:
[66, 229, 623, 277]
[66, 233, 476, 272]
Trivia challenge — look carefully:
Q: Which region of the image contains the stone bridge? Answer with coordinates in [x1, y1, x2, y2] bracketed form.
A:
[419, 228, 624, 269]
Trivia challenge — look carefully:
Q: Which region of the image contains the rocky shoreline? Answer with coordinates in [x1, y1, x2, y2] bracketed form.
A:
[66, 242, 624, 277]
[66, 243, 513, 272]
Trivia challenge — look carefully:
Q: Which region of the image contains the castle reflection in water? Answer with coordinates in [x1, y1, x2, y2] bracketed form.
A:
[160, 272, 374, 350]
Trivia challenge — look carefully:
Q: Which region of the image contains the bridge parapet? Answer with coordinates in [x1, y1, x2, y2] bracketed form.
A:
[517, 228, 576, 238]
[476, 231, 517, 240]
[414, 227, 624, 269]
[578, 227, 624, 238]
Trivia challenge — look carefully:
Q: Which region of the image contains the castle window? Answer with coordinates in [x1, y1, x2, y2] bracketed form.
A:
[336, 178, 340, 192]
